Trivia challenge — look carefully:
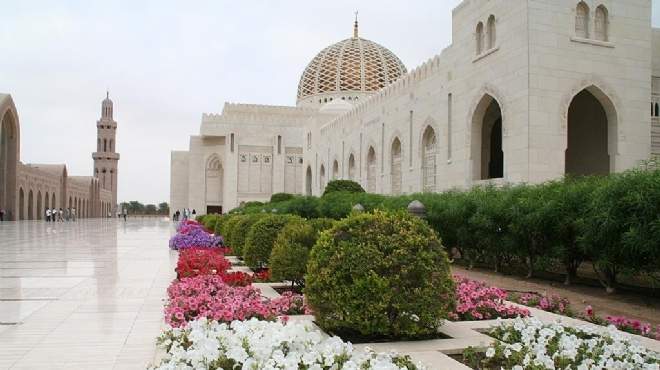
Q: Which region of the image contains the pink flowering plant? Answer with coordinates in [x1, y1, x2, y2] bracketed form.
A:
[508, 291, 571, 315]
[164, 275, 307, 327]
[449, 276, 530, 321]
[583, 305, 660, 341]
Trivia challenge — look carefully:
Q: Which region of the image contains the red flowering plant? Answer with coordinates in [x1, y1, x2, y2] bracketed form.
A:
[449, 276, 530, 321]
[220, 271, 253, 287]
[175, 248, 231, 279]
[164, 274, 307, 328]
[254, 269, 271, 283]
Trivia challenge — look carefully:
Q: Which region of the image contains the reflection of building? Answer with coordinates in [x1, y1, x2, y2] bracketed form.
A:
[172, 0, 660, 214]
[0, 94, 117, 221]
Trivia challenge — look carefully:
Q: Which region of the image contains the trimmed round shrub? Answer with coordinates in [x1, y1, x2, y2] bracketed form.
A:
[227, 214, 266, 257]
[305, 209, 455, 340]
[322, 179, 365, 196]
[269, 219, 317, 285]
[244, 215, 300, 269]
[270, 193, 294, 203]
[202, 214, 219, 232]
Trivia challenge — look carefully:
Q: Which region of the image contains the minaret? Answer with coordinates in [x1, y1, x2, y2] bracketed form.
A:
[92, 92, 120, 212]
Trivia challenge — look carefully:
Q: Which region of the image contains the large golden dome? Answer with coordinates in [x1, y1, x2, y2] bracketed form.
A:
[296, 21, 407, 107]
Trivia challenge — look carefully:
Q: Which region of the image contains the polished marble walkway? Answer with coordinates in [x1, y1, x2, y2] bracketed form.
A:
[0, 218, 177, 370]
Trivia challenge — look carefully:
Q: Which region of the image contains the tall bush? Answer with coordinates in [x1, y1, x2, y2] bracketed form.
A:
[244, 215, 298, 269]
[306, 210, 455, 340]
[582, 170, 660, 293]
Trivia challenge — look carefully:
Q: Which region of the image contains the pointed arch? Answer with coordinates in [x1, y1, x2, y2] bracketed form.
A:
[28, 189, 34, 219]
[319, 164, 326, 193]
[390, 137, 402, 195]
[471, 94, 504, 180]
[476, 22, 485, 55]
[564, 85, 618, 175]
[594, 5, 609, 42]
[421, 126, 437, 192]
[36, 190, 42, 220]
[205, 154, 223, 207]
[347, 153, 356, 180]
[332, 160, 339, 180]
[19, 187, 24, 220]
[366, 146, 377, 193]
[655, 102, 659, 117]
[0, 97, 20, 221]
[305, 166, 312, 196]
[487, 15, 496, 49]
[576, 1, 590, 38]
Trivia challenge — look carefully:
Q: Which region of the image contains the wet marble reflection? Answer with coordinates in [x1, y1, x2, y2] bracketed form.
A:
[0, 218, 177, 369]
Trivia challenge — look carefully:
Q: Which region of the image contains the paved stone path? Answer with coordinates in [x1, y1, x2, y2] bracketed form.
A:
[0, 218, 177, 370]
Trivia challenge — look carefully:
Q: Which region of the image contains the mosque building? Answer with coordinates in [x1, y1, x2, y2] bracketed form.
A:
[171, 0, 660, 214]
[0, 94, 118, 220]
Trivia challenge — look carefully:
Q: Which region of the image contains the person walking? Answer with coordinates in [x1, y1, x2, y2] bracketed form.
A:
[72, 208, 76, 221]
[122, 208, 127, 221]
[192, 209, 196, 218]
[58, 208, 64, 222]
[0, 208, 5, 222]
[45, 208, 51, 222]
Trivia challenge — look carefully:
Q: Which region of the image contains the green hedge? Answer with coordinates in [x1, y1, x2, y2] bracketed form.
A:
[232, 169, 660, 292]
[305, 210, 455, 339]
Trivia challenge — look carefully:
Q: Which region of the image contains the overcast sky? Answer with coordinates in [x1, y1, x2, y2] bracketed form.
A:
[2, 1, 659, 205]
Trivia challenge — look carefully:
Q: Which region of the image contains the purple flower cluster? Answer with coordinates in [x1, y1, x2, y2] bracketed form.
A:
[169, 227, 224, 250]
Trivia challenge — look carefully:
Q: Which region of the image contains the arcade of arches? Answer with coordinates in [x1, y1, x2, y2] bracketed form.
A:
[0, 94, 115, 221]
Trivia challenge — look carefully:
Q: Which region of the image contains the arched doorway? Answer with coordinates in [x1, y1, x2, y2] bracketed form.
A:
[0, 107, 18, 220]
[319, 164, 326, 193]
[367, 147, 376, 193]
[391, 138, 402, 195]
[471, 95, 504, 180]
[19, 188, 24, 220]
[422, 126, 437, 192]
[332, 160, 339, 180]
[28, 189, 34, 219]
[205, 155, 223, 214]
[348, 154, 356, 180]
[565, 88, 614, 176]
[36, 191, 42, 220]
[305, 166, 312, 196]
[51, 194, 56, 209]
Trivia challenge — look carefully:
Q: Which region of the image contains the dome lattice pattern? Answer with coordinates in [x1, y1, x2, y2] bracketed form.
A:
[297, 37, 407, 101]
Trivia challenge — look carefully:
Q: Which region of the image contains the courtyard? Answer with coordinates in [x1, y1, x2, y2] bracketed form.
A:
[0, 218, 175, 369]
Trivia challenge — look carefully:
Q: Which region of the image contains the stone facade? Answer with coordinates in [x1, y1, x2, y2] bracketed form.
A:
[171, 0, 660, 214]
[0, 94, 116, 221]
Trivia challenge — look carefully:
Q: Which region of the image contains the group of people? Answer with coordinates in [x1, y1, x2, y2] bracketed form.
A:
[45, 208, 76, 222]
[172, 208, 195, 221]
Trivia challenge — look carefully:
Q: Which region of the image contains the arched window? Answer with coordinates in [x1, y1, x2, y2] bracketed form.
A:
[348, 153, 356, 180]
[391, 138, 402, 195]
[656, 103, 659, 117]
[103, 139, 107, 152]
[422, 126, 437, 192]
[319, 164, 326, 193]
[97, 138, 101, 151]
[594, 5, 608, 41]
[576, 2, 590, 38]
[487, 15, 496, 49]
[476, 22, 485, 55]
[332, 160, 339, 180]
[205, 155, 222, 205]
[109, 139, 113, 152]
[305, 166, 312, 196]
[367, 147, 377, 193]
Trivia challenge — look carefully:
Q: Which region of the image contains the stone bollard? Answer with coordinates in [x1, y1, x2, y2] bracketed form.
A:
[352, 203, 365, 213]
[407, 200, 426, 219]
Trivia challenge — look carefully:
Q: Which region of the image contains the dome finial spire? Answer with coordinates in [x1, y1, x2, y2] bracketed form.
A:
[353, 11, 359, 38]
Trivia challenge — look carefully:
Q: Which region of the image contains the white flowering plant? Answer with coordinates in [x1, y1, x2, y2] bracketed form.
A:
[462, 317, 660, 370]
[151, 317, 425, 370]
